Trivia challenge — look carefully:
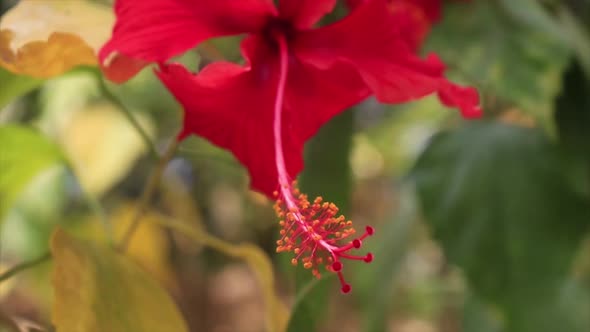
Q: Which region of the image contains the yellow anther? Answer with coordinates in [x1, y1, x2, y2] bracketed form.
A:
[304, 262, 313, 269]
[291, 258, 298, 266]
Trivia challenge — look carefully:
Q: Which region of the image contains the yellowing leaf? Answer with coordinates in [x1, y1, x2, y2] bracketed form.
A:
[51, 228, 188, 332]
[60, 104, 152, 196]
[0, 0, 114, 77]
[149, 217, 289, 332]
[74, 204, 176, 289]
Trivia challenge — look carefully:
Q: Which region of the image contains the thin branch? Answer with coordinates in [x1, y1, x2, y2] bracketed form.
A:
[117, 139, 179, 252]
[96, 74, 159, 160]
[0, 252, 51, 284]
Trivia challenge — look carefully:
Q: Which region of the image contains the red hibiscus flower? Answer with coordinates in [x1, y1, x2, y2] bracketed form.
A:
[100, 0, 481, 293]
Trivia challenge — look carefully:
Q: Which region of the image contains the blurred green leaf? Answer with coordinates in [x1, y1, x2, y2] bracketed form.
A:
[555, 61, 590, 156]
[300, 109, 354, 210]
[554, 61, 590, 195]
[286, 276, 334, 332]
[555, 7, 590, 78]
[498, 0, 563, 40]
[412, 122, 590, 332]
[0, 125, 64, 220]
[51, 228, 189, 332]
[462, 293, 505, 332]
[355, 185, 418, 332]
[0, 67, 42, 110]
[429, 1, 570, 121]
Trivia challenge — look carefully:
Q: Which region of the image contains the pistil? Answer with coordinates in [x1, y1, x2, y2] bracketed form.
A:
[272, 33, 374, 293]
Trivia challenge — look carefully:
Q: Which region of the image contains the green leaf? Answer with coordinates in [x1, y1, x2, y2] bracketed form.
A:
[411, 122, 590, 331]
[554, 61, 590, 195]
[0, 125, 64, 220]
[355, 185, 418, 332]
[555, 6, 590, 77]
[300, 109, 354, 211]
[462, 293, 505, 332]
[555, 61, 590, 156]
[0, 67, 42, 110]
[286, 276, 334, 332]
[428, 1, 570, 120]
[498, 0, 564, 40]
[51, 228, 189, 332]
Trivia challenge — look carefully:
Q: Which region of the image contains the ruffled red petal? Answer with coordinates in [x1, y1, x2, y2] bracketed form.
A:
[156, 36, 368, 197]
[278, 0, 337, 29]
[295, 0, 482, 118]
[100, 0, 277, 82]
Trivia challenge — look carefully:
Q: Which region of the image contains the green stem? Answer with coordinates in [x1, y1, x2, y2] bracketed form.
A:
[0, 252, 51, 284]
[84, 188, 112, 244]
[96, 74, 159, 160]
[117, 139, 179, 252]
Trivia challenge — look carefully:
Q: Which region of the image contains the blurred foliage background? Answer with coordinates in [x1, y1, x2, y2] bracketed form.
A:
[1, 0, 590, 331]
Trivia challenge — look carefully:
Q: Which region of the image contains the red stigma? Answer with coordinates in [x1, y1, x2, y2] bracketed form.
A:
[273, 183, 375, 293]
[341, 284, 351, 294]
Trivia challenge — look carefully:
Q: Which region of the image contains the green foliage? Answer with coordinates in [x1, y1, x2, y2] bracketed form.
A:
[0, 125, 65, 220]
[412, 122, 590, 331]
[286, 276, 334, 332]
[356, 186, 418, 332]
[0, 68, 42, 110]
[428, 1, 570, 121]
[555, 61, 590, 159]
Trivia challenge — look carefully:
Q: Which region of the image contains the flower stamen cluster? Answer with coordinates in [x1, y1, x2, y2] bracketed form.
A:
[273, 183, 374, 293]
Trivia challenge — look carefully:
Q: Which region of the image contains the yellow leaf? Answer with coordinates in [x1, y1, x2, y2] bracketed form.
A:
[71, 203, 177, 290]
[149, 217, 290, 332]
[60, 104, 153, 196]
[0, 0, 114, 77]
[112, 204, 176, 289]
[50, 228, 188, 332]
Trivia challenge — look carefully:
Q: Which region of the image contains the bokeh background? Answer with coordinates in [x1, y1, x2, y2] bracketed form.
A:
[1, 0, 590, 332]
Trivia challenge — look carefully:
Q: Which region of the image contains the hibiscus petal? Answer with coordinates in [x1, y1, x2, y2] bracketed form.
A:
[346, 0, 441, 23]
[100, 0, 277, 82]
[156, 36, 368, 197]
[156, 61, 280, 196]
[278, 0, 337, 29]
[295, 0, 482, 118]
